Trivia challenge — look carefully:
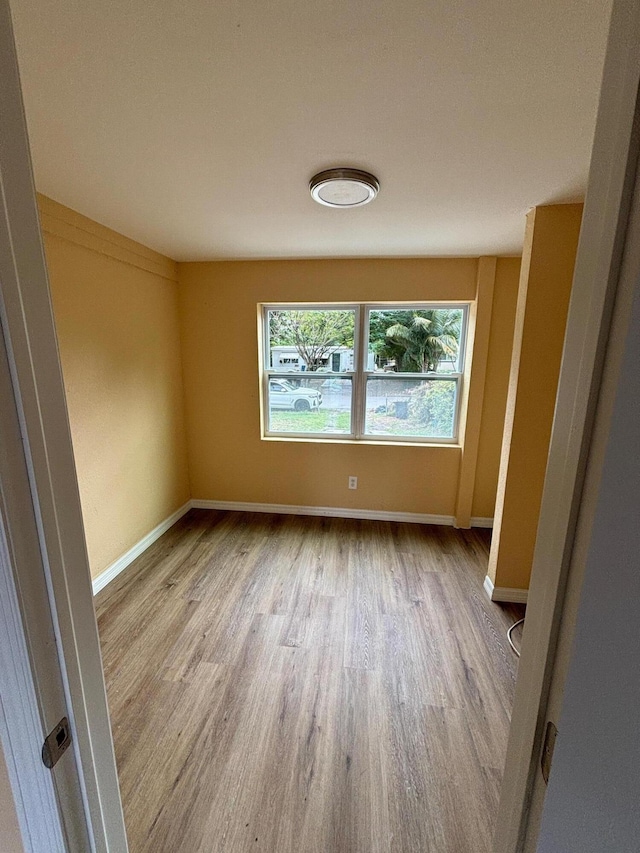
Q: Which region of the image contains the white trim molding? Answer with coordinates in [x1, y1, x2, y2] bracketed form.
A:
[192, 498, 451, 525]
[92, 502, 191, 595]
[469, 516, 494, 528]
[0, 517, 67, 853]
[192, 498, 492, 528]
[484, 574, 529, 604]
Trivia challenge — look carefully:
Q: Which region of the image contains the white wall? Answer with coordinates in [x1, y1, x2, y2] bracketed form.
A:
[536, 266, 640, 850]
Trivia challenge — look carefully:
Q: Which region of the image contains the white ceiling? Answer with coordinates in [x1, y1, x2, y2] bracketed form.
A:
[10, 0, 611, 261]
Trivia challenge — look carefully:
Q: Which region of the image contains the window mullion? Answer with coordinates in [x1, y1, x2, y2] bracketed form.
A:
[353, 305, 367, 438]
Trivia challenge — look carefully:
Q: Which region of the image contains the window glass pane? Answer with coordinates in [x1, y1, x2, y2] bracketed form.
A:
[368, 308, 463, 373]
[268, 376, 352, 435]
[267, 308, 356, 373]
[364, 377, 457, 439]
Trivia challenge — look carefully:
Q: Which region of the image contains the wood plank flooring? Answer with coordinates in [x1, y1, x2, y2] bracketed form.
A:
[95, 509, 524, 853]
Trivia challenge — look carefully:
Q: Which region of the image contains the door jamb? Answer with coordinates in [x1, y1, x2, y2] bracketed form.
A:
[0, 435, 67, 851]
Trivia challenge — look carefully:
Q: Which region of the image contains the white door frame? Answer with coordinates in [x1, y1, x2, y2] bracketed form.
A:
[0, 2, 127, 851]
[494, 0, 640, 849]
[0, 334, 69, 853]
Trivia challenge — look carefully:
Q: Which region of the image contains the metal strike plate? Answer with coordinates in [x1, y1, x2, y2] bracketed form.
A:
[541, 720, 558, 784]
[42, 717, 71, 769]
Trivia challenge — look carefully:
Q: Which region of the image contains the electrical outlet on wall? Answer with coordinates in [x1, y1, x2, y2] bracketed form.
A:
[348, 476, 358, 490]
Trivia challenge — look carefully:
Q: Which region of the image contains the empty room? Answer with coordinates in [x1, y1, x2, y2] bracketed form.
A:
[0, 0, 622, 852]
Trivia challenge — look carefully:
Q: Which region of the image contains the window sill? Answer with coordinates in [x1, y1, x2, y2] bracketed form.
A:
[261, 435, 461, 449]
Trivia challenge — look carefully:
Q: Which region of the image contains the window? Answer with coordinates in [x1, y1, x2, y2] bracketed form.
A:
[261, 304, 468, 443]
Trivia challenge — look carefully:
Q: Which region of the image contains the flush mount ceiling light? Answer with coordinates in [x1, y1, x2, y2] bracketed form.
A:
[309, 168, 380, 208]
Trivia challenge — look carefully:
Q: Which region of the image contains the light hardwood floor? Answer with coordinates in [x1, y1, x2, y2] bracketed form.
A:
[95, 510, 524, 853]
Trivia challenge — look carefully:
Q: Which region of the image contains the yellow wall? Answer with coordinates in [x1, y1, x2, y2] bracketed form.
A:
[39, 196, 191, 579]
[178, 258, 519, 518]
[0, 744, 24, 853]
[488, 204, 583, 591]
[472, 258, 521, 517]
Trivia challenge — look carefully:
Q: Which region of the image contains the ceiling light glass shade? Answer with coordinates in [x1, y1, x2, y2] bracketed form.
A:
[310, 168, 379, 208]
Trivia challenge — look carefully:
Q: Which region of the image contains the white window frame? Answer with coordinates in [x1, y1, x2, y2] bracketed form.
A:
[261, 302, 469, 444]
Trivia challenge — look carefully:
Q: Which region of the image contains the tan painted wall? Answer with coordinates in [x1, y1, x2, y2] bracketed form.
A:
[178, 258, 519, 518]
[39, 196, 191, 579]
[472, 257, 521, 517]
[488, 204, 583, 591]
[0, 743, 24, 853]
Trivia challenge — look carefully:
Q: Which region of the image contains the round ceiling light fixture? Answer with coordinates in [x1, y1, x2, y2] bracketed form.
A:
[309, 168, 380, 208]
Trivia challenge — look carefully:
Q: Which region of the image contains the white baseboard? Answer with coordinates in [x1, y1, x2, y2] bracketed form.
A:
[191, 499, 452, 525]
[192, 499, 493, 529]
[470, 516, 494, 528]
[483, 574, 528, 604]
[92, 501, 191, 595]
